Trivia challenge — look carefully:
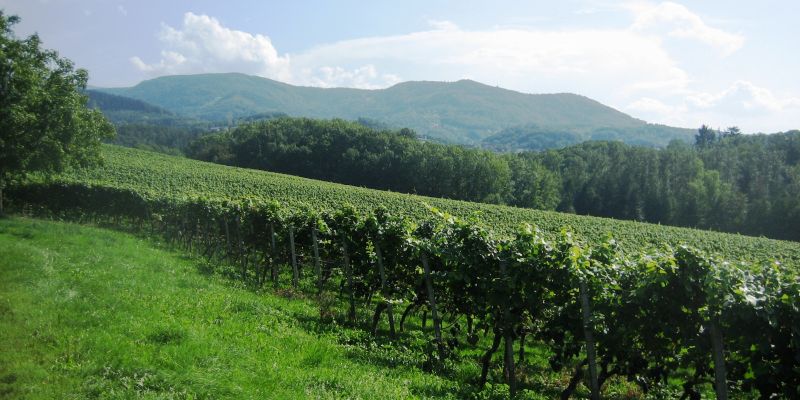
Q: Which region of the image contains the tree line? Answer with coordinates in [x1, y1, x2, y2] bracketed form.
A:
[187, 118, 800, 241]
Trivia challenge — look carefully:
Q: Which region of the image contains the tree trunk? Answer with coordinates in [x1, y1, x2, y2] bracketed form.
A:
[708, 320, 728, 400]
[421, 254, 444, 362]
[375, 243, 395, 337]
[289, 226, 298, 288]
[342, 240, 356, 322]
[579, 280, 600, 400]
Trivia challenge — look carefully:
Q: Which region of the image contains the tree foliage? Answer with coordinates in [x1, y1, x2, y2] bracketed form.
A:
[0, 12, 114, 205]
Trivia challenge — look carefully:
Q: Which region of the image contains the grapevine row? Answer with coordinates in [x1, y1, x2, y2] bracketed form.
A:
[9, 182, 800, 399]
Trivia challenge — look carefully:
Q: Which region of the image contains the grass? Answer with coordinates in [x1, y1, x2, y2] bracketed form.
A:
[0, 216, 473, 399]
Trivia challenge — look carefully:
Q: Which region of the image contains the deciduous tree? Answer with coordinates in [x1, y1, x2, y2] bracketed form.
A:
[0, 12, 114, 213]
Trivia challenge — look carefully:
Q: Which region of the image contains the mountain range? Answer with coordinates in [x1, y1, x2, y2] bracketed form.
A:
[97, 72, 695, 149]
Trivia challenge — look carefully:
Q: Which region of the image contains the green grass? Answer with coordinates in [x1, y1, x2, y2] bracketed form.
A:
[0, 217, 473, 399]
[42, 145, 800, 267]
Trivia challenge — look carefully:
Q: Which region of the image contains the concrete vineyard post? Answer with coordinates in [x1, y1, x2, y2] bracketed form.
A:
[499, 260, 517, 398]
[289, 225, 298, 288]
[342, 240, 356, 322]
[421, 253, 444, 363]
[709, 320, 729, 400]
[579, 280, 600, 400]
[375, 243, 395, 337]
[312, 225, 322, 292]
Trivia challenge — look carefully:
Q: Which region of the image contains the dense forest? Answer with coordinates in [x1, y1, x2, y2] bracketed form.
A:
[188, 118, 800, 241]
[85, 90, 297, 155]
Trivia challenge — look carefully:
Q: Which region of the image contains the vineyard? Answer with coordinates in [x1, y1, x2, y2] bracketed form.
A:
[23, 145, 800, 264]
[7, 145, 800, 398]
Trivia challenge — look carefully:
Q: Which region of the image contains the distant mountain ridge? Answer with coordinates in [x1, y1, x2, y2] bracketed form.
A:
[99, 72, 694, 147]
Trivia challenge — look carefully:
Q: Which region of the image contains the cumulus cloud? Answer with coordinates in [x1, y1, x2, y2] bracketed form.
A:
[132, 12, 291, 81]
[686, 81, 800, 112]
[427, 19, 459, 31]
[302, 65, 401, 89]
[627, 97, 685, 116]
[289, 25, 688, 97]
[629, 1, 744, 56]
[626, 81, 800, 131]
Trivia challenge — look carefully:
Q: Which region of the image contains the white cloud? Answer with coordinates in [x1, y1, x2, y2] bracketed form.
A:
[627, 97, 685, 116]
[686, 81, 800, 112]
[131, 51, 186, 73]
[289, 25, 687, 96]
[132, 12, 291, 81]
[625, 81, 800, 131]
[117, 5, 127, 16]
[303, 65, 401, 89]
[629, 1, 744, 56]
[427, 19, 459, 31]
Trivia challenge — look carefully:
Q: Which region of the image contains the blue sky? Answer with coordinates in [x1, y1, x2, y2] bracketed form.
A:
[2, 0, 799, 133]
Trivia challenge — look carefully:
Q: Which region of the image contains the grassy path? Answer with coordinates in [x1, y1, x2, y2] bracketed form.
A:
[0, 217, 461, 399]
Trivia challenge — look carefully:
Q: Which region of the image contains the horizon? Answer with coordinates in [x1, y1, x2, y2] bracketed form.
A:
[2, 0, 799, 133]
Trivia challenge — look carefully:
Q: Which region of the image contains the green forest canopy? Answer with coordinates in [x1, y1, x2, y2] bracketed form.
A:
[188, 118, 800, 241]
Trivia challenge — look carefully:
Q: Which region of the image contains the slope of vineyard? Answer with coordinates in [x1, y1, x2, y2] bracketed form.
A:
[10, 146, 800, 398]
[41, 145, 800, 266]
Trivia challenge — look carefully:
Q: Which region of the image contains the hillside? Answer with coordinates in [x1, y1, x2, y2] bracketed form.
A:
[18, 145, 800, 266]
[8, 146, 799, 398]
[85, 89, 194, 126]
[99, 73, 694, 146]
[481, 123, 695, 152]
[85, 90, 210, 154]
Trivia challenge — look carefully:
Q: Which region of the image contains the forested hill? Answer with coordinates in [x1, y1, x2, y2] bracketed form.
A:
[85, 89, 186, 125]
[98, 72, 694, 146]
[189, 118, 800, 241]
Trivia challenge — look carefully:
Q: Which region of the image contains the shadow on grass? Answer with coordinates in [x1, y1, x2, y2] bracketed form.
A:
[181, 258, 570, 399]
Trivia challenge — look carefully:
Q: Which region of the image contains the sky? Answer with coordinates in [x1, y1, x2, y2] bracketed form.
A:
[2, 0, 799, 133]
